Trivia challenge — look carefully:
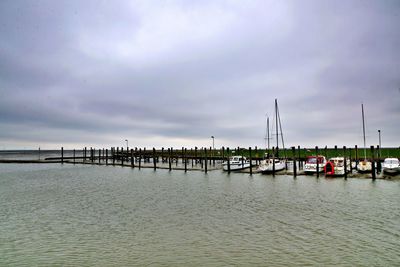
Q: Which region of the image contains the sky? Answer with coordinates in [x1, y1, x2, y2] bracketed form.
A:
[0, 0, 399, 150]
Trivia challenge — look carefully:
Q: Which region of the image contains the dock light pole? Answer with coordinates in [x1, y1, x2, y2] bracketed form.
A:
[125, 139, 129, 151]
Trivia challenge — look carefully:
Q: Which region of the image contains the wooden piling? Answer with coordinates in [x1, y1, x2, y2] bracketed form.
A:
[73, 149, 76, 164]
[98, 149, 101, 164]
[343, 146, 347, 179]
[139, 148, 142, 169]
[272, 146, 276, 176]
[106, 149, 108, 165]
[292, 147, 297, 178]
[316, 146, 319, 178]
[195, 147, 198, 165]
[349, 148, 352, 171]
[204, 148, 208, 173]
[184, 148, 187, 172]
[191, 148, 194, 168]
[84, 147, 87, 162]
[168, 148, 172, 171]
[334, 145, 338, 156]
[227, 147, 231, 173]
[162, 147, 165, 163]
[249, 147, 252, 175]
[376, 145, 382, 173]
[61, 147, 64, 164]
[153, 148, 156, 170]
[371, 146, 376, 180]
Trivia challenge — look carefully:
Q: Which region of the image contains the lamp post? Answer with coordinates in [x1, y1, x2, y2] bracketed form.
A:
[125, 139, 129, 151]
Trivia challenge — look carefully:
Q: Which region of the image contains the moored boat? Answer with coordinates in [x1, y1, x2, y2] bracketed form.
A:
[257, 158, 285, 173]
[357, 103, 372, 173]
[304, 155, 327, 174]
[324, 157, 351, 176]
[222, 156, 251, 171]
[382, 158, 400, 175]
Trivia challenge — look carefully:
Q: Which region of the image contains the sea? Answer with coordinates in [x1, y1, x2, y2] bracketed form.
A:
[0, 153, 399, 266]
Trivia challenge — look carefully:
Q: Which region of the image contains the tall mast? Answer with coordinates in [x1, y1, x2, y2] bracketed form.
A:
[267, 116, 270, 150]
[275, 99, 279, 149]
[361, 103, 367, 160]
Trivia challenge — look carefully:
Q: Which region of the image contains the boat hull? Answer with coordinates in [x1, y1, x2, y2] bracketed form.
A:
[222, 162, 251, 171]
[257, 160, 286, 173]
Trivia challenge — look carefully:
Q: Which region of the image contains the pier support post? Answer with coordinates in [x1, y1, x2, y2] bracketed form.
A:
[113, 148, 116, 166]
[98, 149, 101, 164]
[227, 147, 231, 173]
[195, 147, 198, 165]
[168, 148, 172, 171]
[343, 146, 348, 179]
[138, 148, 142, 169]
[184, 148, 187, 172]
[153, 148, 156, 170]
[84, 147, 87, 162]
[131, 149, 134, 168]
[204, 148, 208, 173]
[349, 148, 352, 172]
[292, 147, 297, 178]
[272, 146, 276, 176]
[376, 145, 382, 173]
[298, 145, 301, 169]
[371, 146, 376, 180]
[73, 149, 75, 164]
[106, 149, 108, 165]
[61, 147, 64, 164]
[249, 147, 252, 176]
[316, 146, 319, 178]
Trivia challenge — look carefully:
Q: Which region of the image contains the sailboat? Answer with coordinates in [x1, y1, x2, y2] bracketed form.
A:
[356, 103, 372, 173]
[257, 99, 286, 173]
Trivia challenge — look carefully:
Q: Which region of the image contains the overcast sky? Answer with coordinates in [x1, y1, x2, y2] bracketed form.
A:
[0, 0, 399, 150]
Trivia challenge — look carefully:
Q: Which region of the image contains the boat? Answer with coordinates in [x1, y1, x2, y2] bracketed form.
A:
[356, 103, 372, 173]
[382, 158, 400, 175]
[258, 99, 287, 174]
[324, 157, 351, 176]
[222, 156, 251, 171]
[304, 155, 327, 174]
[257, 157, 285, 173]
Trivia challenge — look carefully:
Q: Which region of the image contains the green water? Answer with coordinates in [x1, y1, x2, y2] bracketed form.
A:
[0, 164, 399, 266]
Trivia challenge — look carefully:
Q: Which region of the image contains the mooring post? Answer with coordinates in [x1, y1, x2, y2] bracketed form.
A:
[255, 146, 258, 164]
[272, 146, 276, 176]
[153, 148, 156, 170]
[334, 145, 338, 156]
[98, 149, 101, 164]
[371, 146, 376, 180]
[343, 146, 347, 179]
[298, 145, 301, 169]
[184, 148, 187, 172]
[249, 147, 252, 176]
[84, 147, 87, 162]
[143, 147, 147, 163]
[222, 146, 225, 163]
[138, 148, 142, 169]
[227, 147, 231, 173]
[116, 147, 119, 162]
[106, 149, 108, 165]
[349, 148, 352, 171]
[195, 147, 198, 165]
[73, 149, 75, 164]
[316, 146, 319, 178]
[376, 145, 382, 173]
[324, 146, 328, 159]
[292, 147, 297, 178]
[168, 148, 172, 171]
[120, 148, 124, 166]
[90, 147, 93, 163]
[162, 147, 165, 163]
[204, 148, 208, 173]
[131, 149, 134, 168]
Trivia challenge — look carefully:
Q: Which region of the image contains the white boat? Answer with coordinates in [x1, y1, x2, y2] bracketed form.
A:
[382, 158, 400, 175]
[257, 158, 285, 173]
[222, 156, 251, 171]
[258, 99, 286, 174]
[356, 103, 372, 173]
[324, 157, 351, 176]
[304, 155, 327, 174]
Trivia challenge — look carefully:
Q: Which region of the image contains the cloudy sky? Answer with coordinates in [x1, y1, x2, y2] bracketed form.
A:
[0, 0, 399, 150]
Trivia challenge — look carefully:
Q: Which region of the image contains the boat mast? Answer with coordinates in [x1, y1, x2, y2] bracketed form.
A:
[267, 116, 270, 150]
[275, 99, 279, 149]
[361, 103, 367, 160]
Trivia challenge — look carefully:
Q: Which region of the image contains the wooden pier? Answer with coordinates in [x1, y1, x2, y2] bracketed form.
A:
[1, 145, 399, 179]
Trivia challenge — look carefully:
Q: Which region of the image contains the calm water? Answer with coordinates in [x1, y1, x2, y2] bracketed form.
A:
[1, 164, 399, 266]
